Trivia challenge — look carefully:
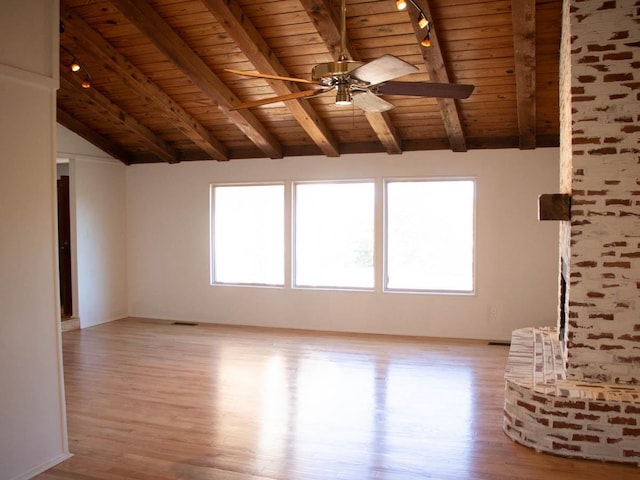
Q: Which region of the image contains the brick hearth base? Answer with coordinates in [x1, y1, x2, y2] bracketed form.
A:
[503, 327, 640, 465]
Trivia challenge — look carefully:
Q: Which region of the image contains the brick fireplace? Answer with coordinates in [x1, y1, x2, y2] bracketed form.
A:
[503, 0, 640, 464]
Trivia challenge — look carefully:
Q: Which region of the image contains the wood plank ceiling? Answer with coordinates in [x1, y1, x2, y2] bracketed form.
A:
[58, 0, 561, 164]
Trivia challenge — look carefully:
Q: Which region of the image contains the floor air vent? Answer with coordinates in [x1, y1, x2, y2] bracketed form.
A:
[488, 341, 511, 346]
[172, 321, 199, 326]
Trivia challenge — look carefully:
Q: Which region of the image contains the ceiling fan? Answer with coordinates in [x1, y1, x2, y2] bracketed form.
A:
[225, 0, 474, 113]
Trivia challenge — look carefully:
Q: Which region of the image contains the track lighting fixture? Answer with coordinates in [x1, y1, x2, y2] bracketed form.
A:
[417, 13, 429, 29]
[60, 45, 92, 88]
[395, 0, 432, 48]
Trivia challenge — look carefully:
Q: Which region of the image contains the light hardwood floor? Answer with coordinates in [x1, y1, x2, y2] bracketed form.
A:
[38, 318, 638, 480]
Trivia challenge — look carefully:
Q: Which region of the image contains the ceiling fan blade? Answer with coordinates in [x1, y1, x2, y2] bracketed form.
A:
[225, 68, 315, 85]
[352, 91, 395, 113]
[349, 54, 418, 86]
[231, 89, 322, 110]
[378, 81, 475, 99]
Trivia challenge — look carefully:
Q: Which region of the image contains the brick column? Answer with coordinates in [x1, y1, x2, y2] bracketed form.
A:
[560, 0, 640, 385]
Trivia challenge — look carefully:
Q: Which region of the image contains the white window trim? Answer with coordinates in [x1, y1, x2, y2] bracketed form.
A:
[382, 176, 476, 295]
[208, 177, 476, 295]
[209, 182, 285, 288]
[292, 179, 376, 292]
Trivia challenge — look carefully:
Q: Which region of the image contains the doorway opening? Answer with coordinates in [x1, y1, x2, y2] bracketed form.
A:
[57, 161, 78, 331]
[57, 174, 72, 318]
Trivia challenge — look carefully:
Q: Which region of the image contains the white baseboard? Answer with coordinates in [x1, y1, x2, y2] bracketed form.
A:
[9, 453, 73, 480]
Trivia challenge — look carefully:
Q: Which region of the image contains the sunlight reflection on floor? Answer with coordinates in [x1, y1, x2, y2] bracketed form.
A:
[216, 346, 474, 479]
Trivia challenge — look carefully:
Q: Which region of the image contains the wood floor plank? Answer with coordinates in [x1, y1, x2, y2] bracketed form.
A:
[37, 318, 639, 479]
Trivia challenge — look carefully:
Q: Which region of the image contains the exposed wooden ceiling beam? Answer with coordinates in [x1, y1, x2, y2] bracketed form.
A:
[59, 72, 177, 164]
[408, 0, 468, 152]
[202, 0, 340, 157]
[511, 0, 536, 149]
[56, 108, 131, 165]
[109, 0, 283, 159]
[364, 111, 402, 154]
[299, 0, 402, 155]
[60, 2, 229, 162]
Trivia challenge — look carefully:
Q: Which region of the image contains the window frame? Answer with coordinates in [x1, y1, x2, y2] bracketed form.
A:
[292, 179, 376, 292]
[383, 177, 476, 295]
[209, 182, 286, 288]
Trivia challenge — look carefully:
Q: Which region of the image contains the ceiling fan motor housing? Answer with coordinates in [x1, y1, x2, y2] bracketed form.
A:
[311, 60, 364, 82]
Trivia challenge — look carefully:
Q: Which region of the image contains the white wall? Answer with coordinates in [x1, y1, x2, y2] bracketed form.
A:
[0, 0, 56, 78]
[0, 1, 71, 479]
[127, 148, 560, 341]
[74, 158, 128, 328]
[57, 123, 116, 159]
[57, 126, 128, 328]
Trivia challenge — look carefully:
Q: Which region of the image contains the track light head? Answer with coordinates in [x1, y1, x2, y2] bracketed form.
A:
[395, 0, 432, 48]
[61, 45, 93, 88]
[418, 14, 429, 30]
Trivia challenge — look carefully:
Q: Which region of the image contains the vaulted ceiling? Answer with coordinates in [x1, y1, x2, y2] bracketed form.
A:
[58, 0, 561, 164]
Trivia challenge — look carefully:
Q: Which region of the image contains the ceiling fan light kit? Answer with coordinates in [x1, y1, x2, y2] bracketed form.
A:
[335, 83, 353, 106]
[226, 0, 473, 112]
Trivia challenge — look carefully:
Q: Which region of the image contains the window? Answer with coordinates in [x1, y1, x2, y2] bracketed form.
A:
[210, 178, 474, 294]
[211, 184, 284, 286]
[385, 179, 474, 293]
[294, 182, 374, 289]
